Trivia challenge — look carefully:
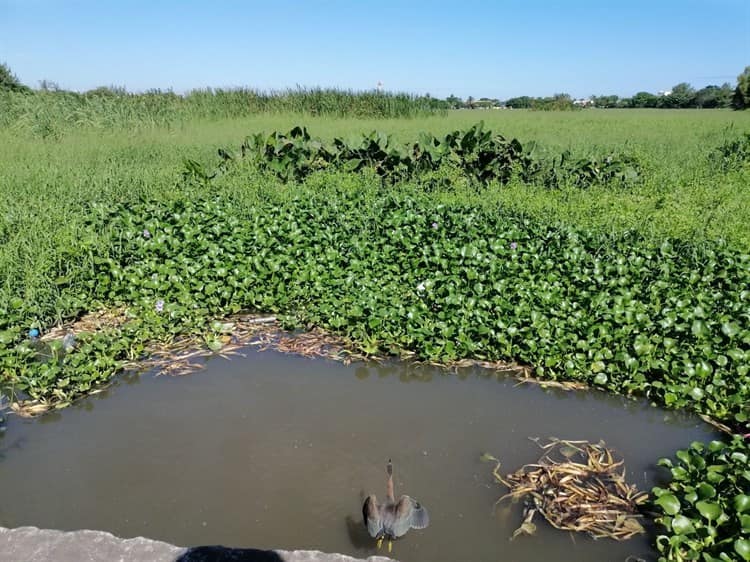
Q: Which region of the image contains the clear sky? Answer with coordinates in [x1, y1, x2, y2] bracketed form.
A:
[1, 0, 748, 100]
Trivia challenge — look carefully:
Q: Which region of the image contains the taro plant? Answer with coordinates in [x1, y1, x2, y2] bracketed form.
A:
[534, 150, 641, 189]
[216, 122, 639, 189]
[241, 126, 332, 182]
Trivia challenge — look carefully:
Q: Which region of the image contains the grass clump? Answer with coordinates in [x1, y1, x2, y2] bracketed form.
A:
[712, 132, 750, 172]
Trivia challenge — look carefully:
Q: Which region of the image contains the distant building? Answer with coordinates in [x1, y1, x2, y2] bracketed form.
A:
[573, 98, 593, 107]
[658, 90, 672, 97]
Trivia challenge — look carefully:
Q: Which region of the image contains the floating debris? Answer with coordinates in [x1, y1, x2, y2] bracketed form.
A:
[698, 413, 733, 435]
[1, 307, 606, 420]
[485, 438, 648, 541]
[39, 308, 130, 342]
[11, 401, 54, 417]
[120, 315, 375, 377]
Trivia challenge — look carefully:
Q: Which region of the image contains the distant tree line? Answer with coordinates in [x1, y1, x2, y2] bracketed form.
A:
[502, 94, 579, 110]
[445, 67, 750, 111]
[590, 82, 735, 109]
[2, 62, 749, 111]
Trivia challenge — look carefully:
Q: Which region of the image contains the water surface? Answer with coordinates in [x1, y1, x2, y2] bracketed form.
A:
[0, 349, 717, 561]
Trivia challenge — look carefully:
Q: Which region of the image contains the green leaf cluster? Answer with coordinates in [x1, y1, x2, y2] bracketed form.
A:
[654, 437, 750, 561]
[224, 123, 639, 189]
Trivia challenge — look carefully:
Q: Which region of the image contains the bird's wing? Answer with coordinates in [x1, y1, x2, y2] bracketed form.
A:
[409, 498, 430, 530]
[390, 496, 430, 537]
[363, 495, 383, 538]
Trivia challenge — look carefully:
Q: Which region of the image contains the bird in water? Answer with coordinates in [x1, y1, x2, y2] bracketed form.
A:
[362, 459, 429, 553]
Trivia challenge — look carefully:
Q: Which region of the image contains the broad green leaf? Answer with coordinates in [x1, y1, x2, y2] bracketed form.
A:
[735, 494, 750, 514]
[696, 501, 722, 521]
[691, 319, 709, 338]
[697, 482, 716, 500]
[671, 515, 695, 535]
[655, 493, 681, 515]
[735, 539, 750, 561]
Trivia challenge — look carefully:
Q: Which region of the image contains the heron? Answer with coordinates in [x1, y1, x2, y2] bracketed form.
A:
[362, 459, 429, 553]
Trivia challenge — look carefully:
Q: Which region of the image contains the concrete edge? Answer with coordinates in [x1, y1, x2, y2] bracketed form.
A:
[0, 526, 396, 562]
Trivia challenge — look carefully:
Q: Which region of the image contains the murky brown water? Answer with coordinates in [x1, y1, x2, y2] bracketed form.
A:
[0, 349, 717, 562]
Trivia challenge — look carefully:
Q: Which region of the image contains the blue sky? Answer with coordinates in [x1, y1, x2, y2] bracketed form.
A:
[1, 0, 748, 99]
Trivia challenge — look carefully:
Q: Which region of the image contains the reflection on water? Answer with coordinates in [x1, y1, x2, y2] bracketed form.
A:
[0, 349, 717, 562]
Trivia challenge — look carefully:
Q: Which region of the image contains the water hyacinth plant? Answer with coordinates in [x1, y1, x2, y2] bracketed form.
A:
[653, 437, 750, 561]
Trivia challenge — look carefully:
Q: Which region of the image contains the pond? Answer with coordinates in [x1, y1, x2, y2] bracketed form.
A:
[0, 348, 718, 561]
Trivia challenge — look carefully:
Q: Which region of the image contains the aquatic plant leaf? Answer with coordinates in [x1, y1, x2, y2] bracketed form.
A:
[735, 539, 750, 561]
[656, 493, 682, 515]
[696, 501, 722, 521]
[735, 494, 750, 514]
[671, 515, 696, 535]
[696, 483, 716, 500]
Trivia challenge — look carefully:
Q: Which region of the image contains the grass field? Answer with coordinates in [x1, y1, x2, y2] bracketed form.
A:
[2, 108, 749, 323]
[1, 105, 749, 560]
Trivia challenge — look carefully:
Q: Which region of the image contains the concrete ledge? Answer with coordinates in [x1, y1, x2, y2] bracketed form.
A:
[0, 527, 396, 562]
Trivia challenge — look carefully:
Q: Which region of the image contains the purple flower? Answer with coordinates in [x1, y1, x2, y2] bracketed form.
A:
[155, 299, 165, 313]
[431, 222, 439, 230]
[142, 229, 151, 239]
[510, 242, 518, 250]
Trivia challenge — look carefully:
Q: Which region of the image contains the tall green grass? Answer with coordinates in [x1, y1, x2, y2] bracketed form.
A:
[0, 88, 446, 136]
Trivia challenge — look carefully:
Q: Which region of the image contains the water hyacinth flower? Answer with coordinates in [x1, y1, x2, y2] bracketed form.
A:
[142, 229, 151, 239]
[510, 242, 518, 250]
[155, 299, 165, 313]
[431, 222, 439, 230]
